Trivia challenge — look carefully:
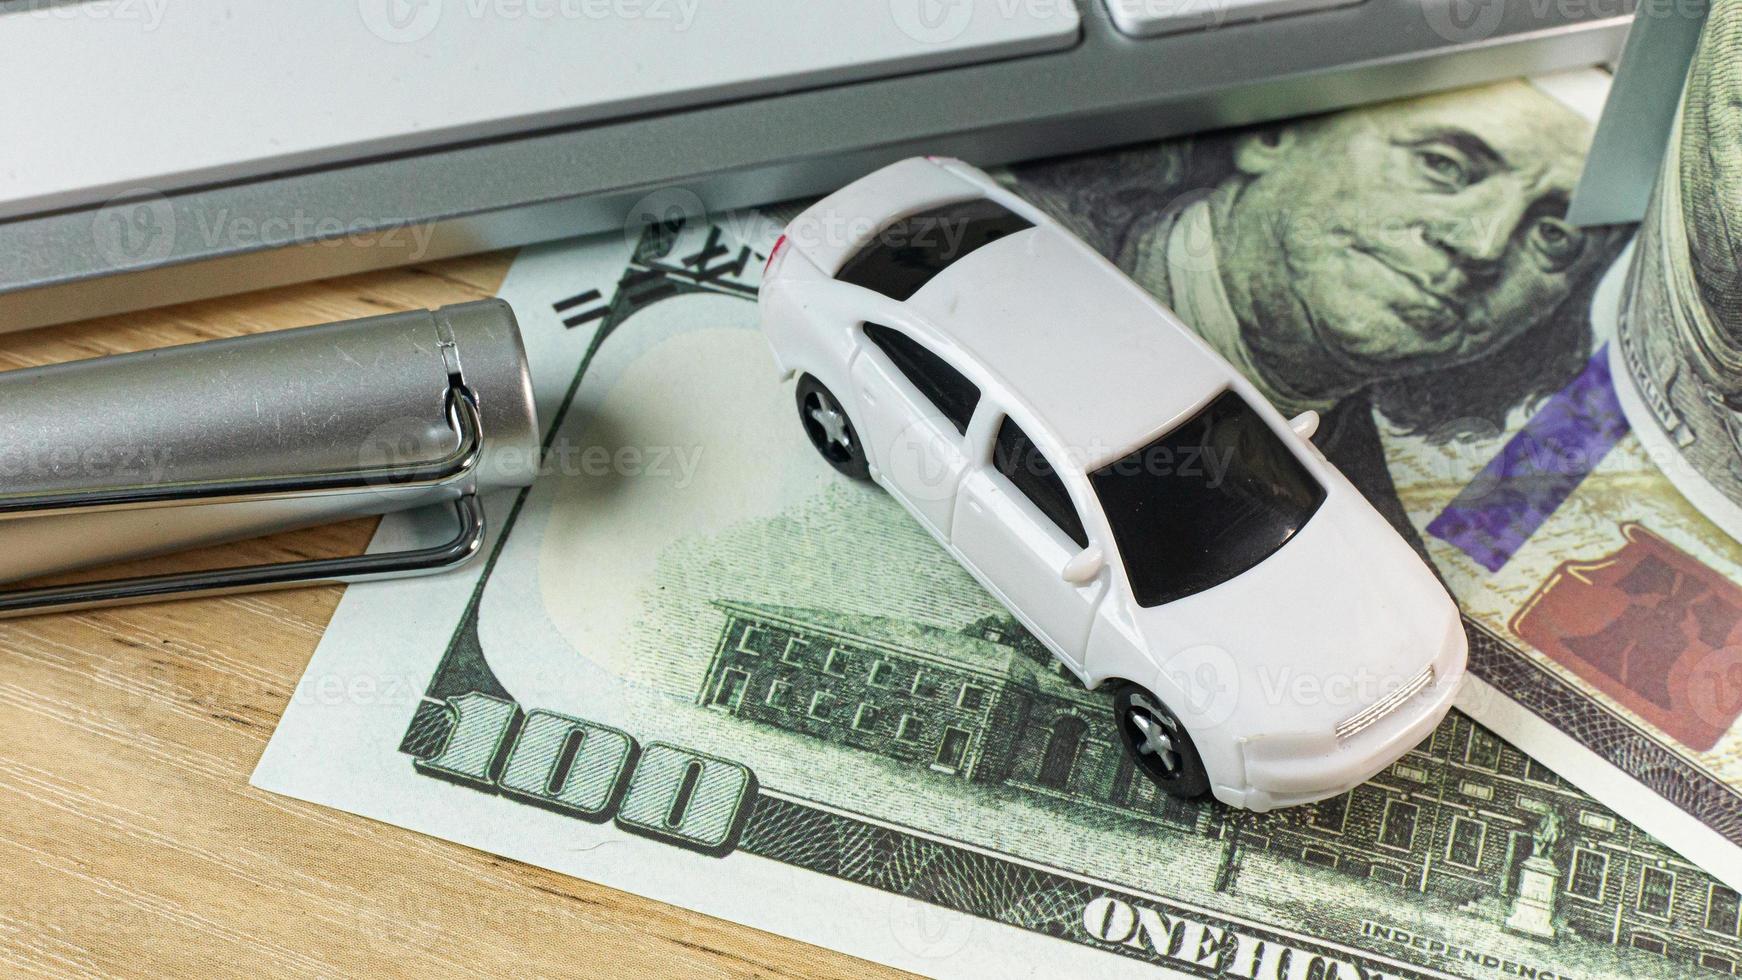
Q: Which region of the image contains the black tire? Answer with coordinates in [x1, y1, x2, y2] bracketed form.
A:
[1113, 682, 1211, 800]
[795, 374, 870, 480]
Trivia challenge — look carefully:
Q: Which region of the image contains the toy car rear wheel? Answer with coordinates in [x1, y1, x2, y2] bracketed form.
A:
[796, 375, 870, 480]
[1114, 682, 1211, 800]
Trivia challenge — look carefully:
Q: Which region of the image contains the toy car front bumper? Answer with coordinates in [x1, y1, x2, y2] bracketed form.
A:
[1213, 627, 1468, 812]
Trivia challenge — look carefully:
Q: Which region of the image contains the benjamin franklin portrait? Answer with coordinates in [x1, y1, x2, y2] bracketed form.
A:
[1011, 81, 1629, 553]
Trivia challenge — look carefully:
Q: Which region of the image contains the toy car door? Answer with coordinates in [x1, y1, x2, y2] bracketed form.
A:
[847, 321, 977, 536]
[952, 413, 1105, 667]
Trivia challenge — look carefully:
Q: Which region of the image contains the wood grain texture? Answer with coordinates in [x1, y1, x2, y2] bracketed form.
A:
[0, 255, 906, 979]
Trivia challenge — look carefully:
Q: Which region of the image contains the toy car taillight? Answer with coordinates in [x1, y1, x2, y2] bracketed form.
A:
[765, 235, 789, 274]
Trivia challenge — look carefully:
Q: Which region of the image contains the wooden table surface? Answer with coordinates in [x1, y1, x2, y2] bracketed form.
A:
[0, 254, 902, 979]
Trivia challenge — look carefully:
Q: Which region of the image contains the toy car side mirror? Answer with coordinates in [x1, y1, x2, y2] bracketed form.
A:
[1062, 544, 1106, 585]
[1289, 410, 1320, 441]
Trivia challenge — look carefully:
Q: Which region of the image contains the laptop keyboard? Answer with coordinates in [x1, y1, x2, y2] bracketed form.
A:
[0, 0, 1629, 332]
[0, 0, 1080, 219]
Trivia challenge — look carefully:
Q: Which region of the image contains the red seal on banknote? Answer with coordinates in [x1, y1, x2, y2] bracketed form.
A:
[1513, 523, 1742, 752]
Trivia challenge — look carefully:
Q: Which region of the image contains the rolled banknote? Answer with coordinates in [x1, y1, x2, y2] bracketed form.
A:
[1614, 1, 1742, 541]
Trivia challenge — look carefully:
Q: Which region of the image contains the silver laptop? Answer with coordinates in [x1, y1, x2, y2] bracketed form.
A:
[0, 0, 1632, 330]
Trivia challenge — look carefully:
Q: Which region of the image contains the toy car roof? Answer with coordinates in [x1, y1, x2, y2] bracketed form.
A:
[901, 218, 1241, 470]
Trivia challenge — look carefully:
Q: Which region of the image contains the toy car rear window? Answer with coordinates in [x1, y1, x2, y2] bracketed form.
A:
[834, 198, 1033, 302]
[1089, 390, 1325, 608]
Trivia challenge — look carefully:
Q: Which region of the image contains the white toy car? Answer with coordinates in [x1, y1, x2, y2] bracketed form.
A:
[758, 156, 1467, 811]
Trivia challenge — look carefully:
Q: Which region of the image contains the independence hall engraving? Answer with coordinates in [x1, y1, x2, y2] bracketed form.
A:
[699, 601, 1742, 975]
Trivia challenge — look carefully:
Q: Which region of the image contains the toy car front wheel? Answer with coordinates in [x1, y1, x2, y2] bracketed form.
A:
[1114, 682, 1211, 800]
[796, 375, 870, 480]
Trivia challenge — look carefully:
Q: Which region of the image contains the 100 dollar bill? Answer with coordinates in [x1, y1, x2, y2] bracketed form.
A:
[257, 197, 1735, 978]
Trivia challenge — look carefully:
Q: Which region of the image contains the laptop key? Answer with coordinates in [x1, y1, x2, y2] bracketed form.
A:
[1105, 0, 1365, 38]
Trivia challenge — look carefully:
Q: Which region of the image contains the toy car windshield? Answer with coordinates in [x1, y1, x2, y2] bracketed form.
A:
[1089, 389, 1327, 607]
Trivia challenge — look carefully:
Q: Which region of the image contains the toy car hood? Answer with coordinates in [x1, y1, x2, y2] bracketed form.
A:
[1126, 485, 1463, 740]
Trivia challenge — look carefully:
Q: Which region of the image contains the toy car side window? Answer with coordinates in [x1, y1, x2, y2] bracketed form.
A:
[862, 322, 980, 435]
[993, 417, 1089, 549]
[835, 198, 1033, 302]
